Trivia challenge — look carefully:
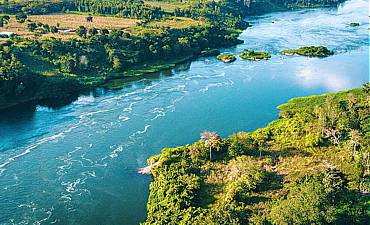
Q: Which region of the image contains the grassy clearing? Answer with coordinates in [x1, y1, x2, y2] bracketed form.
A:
[147, 16, 206, 29]
[144, 0, 190, 12]
[29, 14, 139, 29]
[0, 14, 202, 39]
[130, 17, 207, 36]
[0, 14, 139, 39]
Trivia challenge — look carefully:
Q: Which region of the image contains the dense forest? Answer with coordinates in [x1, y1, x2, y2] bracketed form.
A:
[0, 0, 345, 109]
[144, 85, 370, 224]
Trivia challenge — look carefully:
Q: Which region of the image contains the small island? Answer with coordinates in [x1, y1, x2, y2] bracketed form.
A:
[217, 53, 237, 63]
[281, 46, 334, 57]
[239, 49, 271, 61]
[349, 22, 360, 27]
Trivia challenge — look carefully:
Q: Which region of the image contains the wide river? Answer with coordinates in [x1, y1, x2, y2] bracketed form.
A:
[0, 0, 369, 224]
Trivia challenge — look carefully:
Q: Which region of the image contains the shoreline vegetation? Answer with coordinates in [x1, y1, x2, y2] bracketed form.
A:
[0, 0, 345, 110]
[143, 84, 370, 224]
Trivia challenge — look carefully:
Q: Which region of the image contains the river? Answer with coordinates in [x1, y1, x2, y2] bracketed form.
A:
[0, 0, 368, 224]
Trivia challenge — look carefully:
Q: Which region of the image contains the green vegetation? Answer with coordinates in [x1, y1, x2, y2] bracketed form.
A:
[239, 49, 271, 61]
[217, 53, 237, 63]
[0, 0, 251, 109]
[144, 85, 370, 224]
[350, 22, 360, 27]
[281, 46, 334, 57]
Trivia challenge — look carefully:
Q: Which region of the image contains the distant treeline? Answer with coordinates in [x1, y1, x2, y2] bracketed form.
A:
[1, 0, 165, 21]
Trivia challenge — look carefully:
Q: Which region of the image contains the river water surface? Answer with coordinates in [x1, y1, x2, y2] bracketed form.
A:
[0, 0, 369, 224]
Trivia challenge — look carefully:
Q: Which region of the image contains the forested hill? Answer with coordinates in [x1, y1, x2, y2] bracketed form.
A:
[144, 84, 370, 224]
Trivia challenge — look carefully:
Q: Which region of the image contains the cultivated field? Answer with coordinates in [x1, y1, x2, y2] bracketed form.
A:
[30, 14, 139, 29]
[0, 14, 139, 39]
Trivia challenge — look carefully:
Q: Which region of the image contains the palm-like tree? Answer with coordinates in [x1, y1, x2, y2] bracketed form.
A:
[348, 129, 362, 155]
[201, 131, 223, 161]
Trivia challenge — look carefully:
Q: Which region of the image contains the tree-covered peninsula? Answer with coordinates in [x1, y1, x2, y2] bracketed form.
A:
[143, 84, 370, 224]
[0, 0, 345, 110]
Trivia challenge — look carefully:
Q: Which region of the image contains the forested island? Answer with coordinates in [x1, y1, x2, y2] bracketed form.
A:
[0, 0, 345, 110]
[281, 46, 334, 57]
[240, 49, 271, 61]
[144, 84, 370, 224]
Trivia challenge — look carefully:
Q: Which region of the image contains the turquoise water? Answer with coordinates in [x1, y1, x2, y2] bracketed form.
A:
[0, 0, 369, 224]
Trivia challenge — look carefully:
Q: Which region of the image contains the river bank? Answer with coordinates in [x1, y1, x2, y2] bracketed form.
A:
[0, 54, 197, 110]
[0, 0, 368, 224]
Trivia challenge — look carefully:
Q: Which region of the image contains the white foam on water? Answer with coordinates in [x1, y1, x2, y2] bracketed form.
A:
[136, 125, 151, 135]
[338, 0, 369, 15]
[150, 107, 166, 121]
[109, 145, 124, 159]
[0, 124, 79, 175]
[0, 107, 111, 175]
[118, 115, 130, 121]
[34, 206, 54, 225]
[3, 174, 20, 190]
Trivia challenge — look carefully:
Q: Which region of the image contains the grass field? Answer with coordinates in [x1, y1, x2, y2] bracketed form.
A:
[144, 0, 191, 12]
[147, 17, 206, 29]
[30, 14, 139, 30]
[0, 13, 203, 40]
[129, 16, 207, 36]
[0, 14, 139, 39]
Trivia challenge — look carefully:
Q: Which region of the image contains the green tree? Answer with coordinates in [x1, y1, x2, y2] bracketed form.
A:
[88, 28, 98, 36]
[112, 56, 123, 71]
[76, 25, 87, 37]
[27, 22, 37, 32]
[100, 28, 109, 35]
[50, 26, 58, 33]
[15, 14, 27, 23]
[0, 15, 10, 27]
[270, 178, 337, 224]
[86, 15, 93, 22]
